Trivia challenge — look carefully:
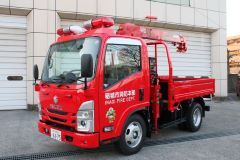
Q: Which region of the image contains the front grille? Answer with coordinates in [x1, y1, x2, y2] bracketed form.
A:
[46, 121, 75, 132]
[49, 116, 67, 123]
[48, 109, 68, 115]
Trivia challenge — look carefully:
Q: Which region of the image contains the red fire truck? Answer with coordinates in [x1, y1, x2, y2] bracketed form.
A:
[33, 17, 215, 155]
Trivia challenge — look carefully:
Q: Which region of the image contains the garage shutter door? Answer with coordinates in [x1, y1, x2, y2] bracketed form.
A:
[0, 15, 27, 110]
[61, 20, 211, 77]
[148, 29, 211, 77]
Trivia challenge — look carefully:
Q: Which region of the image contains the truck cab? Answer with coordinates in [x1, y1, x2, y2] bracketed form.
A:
[34, 17, 215, 155]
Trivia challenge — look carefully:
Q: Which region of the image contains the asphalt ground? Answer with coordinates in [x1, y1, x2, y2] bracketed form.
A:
[0, 94, 240, 160]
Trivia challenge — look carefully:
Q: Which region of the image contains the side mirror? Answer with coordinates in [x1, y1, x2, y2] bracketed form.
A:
[81, 54, 93, 78]
[33, 64, 39, 84]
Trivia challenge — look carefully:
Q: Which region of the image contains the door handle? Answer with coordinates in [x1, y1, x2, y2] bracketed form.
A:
[139, 88, 144, 101]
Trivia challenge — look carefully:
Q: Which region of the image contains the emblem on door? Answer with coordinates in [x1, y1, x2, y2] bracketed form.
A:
[106, 107, 116, 123]
[53, 96, 59, 104]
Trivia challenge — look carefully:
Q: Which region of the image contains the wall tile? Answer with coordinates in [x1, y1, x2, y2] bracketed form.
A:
[195, 0, 207, 9]
[166, 4, 180, 24]
[212, 62, 227, 80]
[219, 12, 226, 29]
[220, 63, 227, 79]
[33, 9, 48, 33]
[27, 33, 33, 57]
[219, 0, 226, 13]
[151, 1, 166, 22]
[207, 0, 219, 12]
[116, 0, 133, 19]
[27, 57, 33, 81]
[208, 11, 219, 28]
[78, 0, 97, 14]
[212, 63, 221, 79]
[211, 46, 227, 64]
[134, 0, 150, 20]
[33, 10, 56, 34]
[181, 6, 194, 25]
[98, 0, 115, 16]
[47, 11, 56, 34]
[33, 33, 49, 57]
[220, 79, 228, 97]
[34, 0, 55, 10]
[10, 0, 33, 8]
[56, 0, 77, 12]
[27, 80, 34, 104]
[0, 0, 9, 6]
[219, 46, 227, 63]
[195, 8, 207, 27]
[212, 29, 226, 46]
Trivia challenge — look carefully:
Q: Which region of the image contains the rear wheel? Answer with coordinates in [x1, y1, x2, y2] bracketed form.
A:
[186, 102, 203, 132]
[116, 114, 146, 155]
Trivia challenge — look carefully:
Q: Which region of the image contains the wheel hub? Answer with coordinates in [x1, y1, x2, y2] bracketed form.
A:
[193, 108, 201, 127]
[125, 121, 142, 148]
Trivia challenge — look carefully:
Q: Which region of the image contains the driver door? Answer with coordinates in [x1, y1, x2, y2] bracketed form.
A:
[99, 37, 148, 141]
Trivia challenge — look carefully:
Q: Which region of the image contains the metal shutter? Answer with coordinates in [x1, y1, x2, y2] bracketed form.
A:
[0, 14, 27, 110]
[148, 29, 211, 77]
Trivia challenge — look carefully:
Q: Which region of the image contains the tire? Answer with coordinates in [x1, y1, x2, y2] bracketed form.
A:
[116, 114, 146, 155]
[186, 102, 203, 132]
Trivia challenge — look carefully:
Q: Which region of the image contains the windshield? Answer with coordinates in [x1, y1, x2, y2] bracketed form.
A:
[42, 37, 101, 83]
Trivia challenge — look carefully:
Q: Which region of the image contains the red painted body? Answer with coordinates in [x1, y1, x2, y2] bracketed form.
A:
[36, 17, 215, 149]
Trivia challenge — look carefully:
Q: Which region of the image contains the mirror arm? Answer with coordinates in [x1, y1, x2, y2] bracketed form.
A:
[33, 78, 40, 85]
[33, 79, 37, 85]
[84, 77, 88, 90]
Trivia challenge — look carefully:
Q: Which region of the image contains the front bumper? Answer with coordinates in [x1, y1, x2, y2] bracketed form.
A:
[38, 121, 99, 149]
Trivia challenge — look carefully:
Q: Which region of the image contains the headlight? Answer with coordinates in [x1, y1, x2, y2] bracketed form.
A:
[77, 101, 94, 132]
[77, 110, 94, 119]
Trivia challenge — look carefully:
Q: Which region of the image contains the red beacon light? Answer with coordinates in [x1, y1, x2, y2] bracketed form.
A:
[145, 16, 158, 20]
[57, 26, 87, 36]
[83, 17, 114, 30]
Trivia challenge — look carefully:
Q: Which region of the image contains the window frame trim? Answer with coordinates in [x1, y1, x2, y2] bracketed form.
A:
[103, 43, 142, 90]
[41, 36, 102, 84]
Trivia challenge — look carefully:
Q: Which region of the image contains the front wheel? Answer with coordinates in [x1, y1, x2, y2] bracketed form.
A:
[116, 114, 146, 155]
[186, 102, 203, 132]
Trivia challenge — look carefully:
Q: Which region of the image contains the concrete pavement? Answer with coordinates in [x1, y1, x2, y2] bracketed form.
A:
[0, 95, 239, 159]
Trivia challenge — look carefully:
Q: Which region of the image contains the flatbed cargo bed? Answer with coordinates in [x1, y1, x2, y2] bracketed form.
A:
[159, 76, 215, 103]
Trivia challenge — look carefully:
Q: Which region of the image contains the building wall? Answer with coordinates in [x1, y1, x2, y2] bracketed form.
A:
[0, 0, 227, 106]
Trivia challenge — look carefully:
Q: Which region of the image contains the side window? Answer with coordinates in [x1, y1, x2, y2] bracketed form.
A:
[104, 44, 141, 88]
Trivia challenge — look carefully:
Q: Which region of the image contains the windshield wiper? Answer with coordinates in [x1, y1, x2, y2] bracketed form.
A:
[50, 76, 72, 88]
[50, 76, 65, 83]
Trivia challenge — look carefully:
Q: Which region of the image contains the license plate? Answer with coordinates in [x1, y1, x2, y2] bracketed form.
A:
[51, 128, 61, 141]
